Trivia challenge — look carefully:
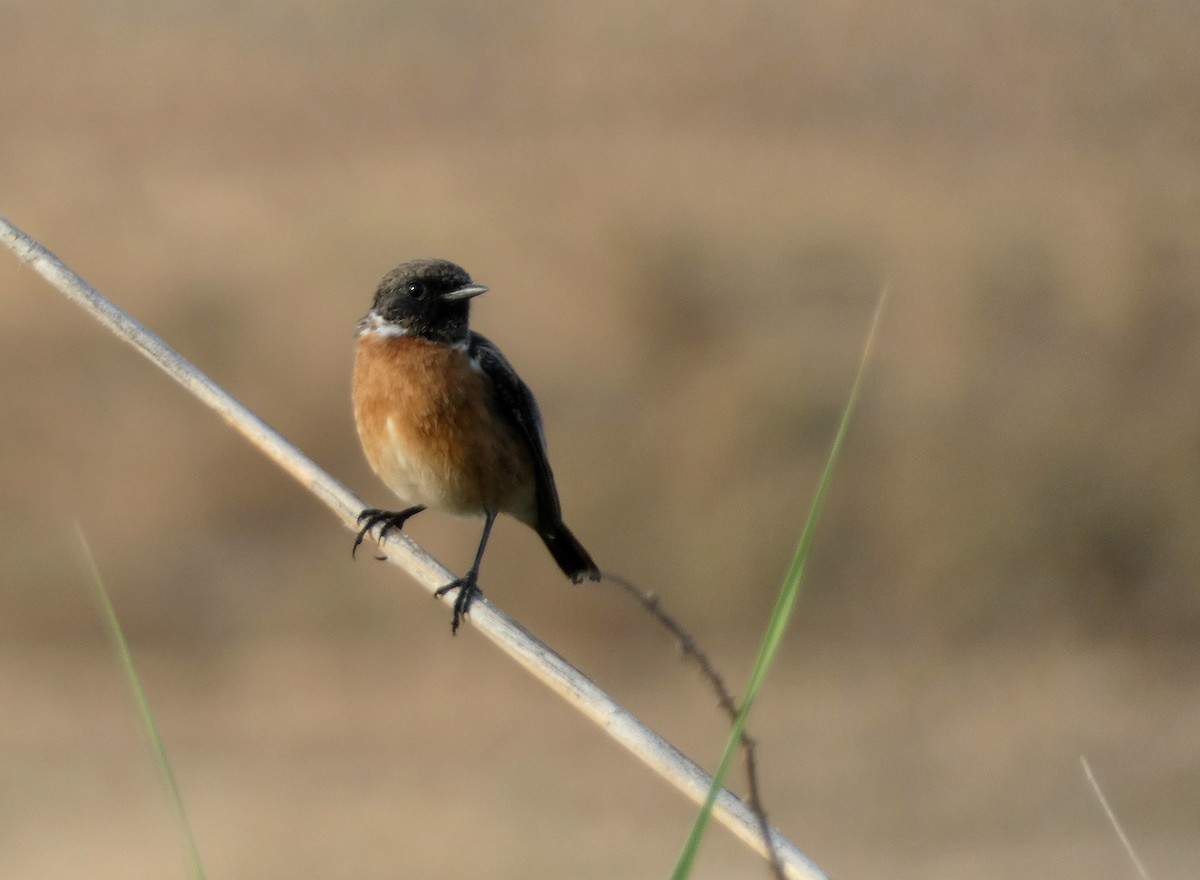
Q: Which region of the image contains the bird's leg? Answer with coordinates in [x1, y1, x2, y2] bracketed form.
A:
[352, 505, 427, 559]
[434, 512, 496, 635]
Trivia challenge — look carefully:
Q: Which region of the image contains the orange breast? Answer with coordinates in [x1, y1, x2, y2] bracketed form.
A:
[352, 334, 536, 520]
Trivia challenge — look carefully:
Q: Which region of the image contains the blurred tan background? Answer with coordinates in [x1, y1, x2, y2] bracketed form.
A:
[2, 1, 1198, 877]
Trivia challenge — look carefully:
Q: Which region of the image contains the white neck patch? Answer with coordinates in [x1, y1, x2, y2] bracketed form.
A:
[358, 312, 408, 338]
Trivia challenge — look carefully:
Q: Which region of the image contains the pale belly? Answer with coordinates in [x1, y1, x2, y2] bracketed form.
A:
[372, 415, 491, 516]
[353, 334, 537, 522]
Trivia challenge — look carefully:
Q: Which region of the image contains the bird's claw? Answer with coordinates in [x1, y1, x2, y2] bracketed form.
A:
[352, 506, 425, 559]
[434, 576, 482, 635]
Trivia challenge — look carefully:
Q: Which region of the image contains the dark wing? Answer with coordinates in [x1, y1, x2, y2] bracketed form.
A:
[469, 332, 563, 525]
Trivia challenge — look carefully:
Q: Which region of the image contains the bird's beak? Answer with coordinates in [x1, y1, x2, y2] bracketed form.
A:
[443, 283, 489, 301]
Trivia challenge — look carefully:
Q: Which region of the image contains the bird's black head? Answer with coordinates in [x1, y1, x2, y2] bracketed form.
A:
[359, 258, 487, 344]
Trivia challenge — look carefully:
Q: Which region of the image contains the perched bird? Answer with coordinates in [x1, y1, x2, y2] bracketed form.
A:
[351, 258, 600, 632]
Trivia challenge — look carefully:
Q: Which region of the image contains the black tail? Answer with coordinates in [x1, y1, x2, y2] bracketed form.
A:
[539, 522, 600, 583]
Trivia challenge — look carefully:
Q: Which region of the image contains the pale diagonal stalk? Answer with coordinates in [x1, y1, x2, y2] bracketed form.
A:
[2, 214, 828, 880]
[672, 289, 886, 879]
[1081, 756, 1153, 880]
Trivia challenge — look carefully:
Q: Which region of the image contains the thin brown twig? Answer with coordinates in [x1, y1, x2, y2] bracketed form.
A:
[600, 571, 786, 880]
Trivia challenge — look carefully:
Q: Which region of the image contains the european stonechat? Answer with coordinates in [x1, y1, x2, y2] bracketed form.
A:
[352, 258, 600, 632]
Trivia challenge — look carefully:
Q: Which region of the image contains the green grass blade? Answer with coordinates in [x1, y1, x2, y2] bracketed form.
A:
[74, 523, 207, 880]
[670, 290, 886, 879]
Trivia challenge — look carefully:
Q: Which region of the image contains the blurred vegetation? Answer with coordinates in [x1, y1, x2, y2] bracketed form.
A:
[3, 0, 1199, 651]
[3, 4, 1199, 878]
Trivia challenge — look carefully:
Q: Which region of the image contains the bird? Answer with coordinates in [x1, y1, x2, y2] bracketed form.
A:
[351, 258, 600, 633]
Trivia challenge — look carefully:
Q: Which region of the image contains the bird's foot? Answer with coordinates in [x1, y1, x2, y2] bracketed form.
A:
[352, 505, 426, 559]
[434, 575, 483, 635]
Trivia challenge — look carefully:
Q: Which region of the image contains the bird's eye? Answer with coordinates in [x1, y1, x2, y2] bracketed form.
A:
[406, 281, 425, 299]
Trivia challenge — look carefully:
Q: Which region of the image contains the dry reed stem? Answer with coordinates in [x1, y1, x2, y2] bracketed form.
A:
[2, 213, 829, 880]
